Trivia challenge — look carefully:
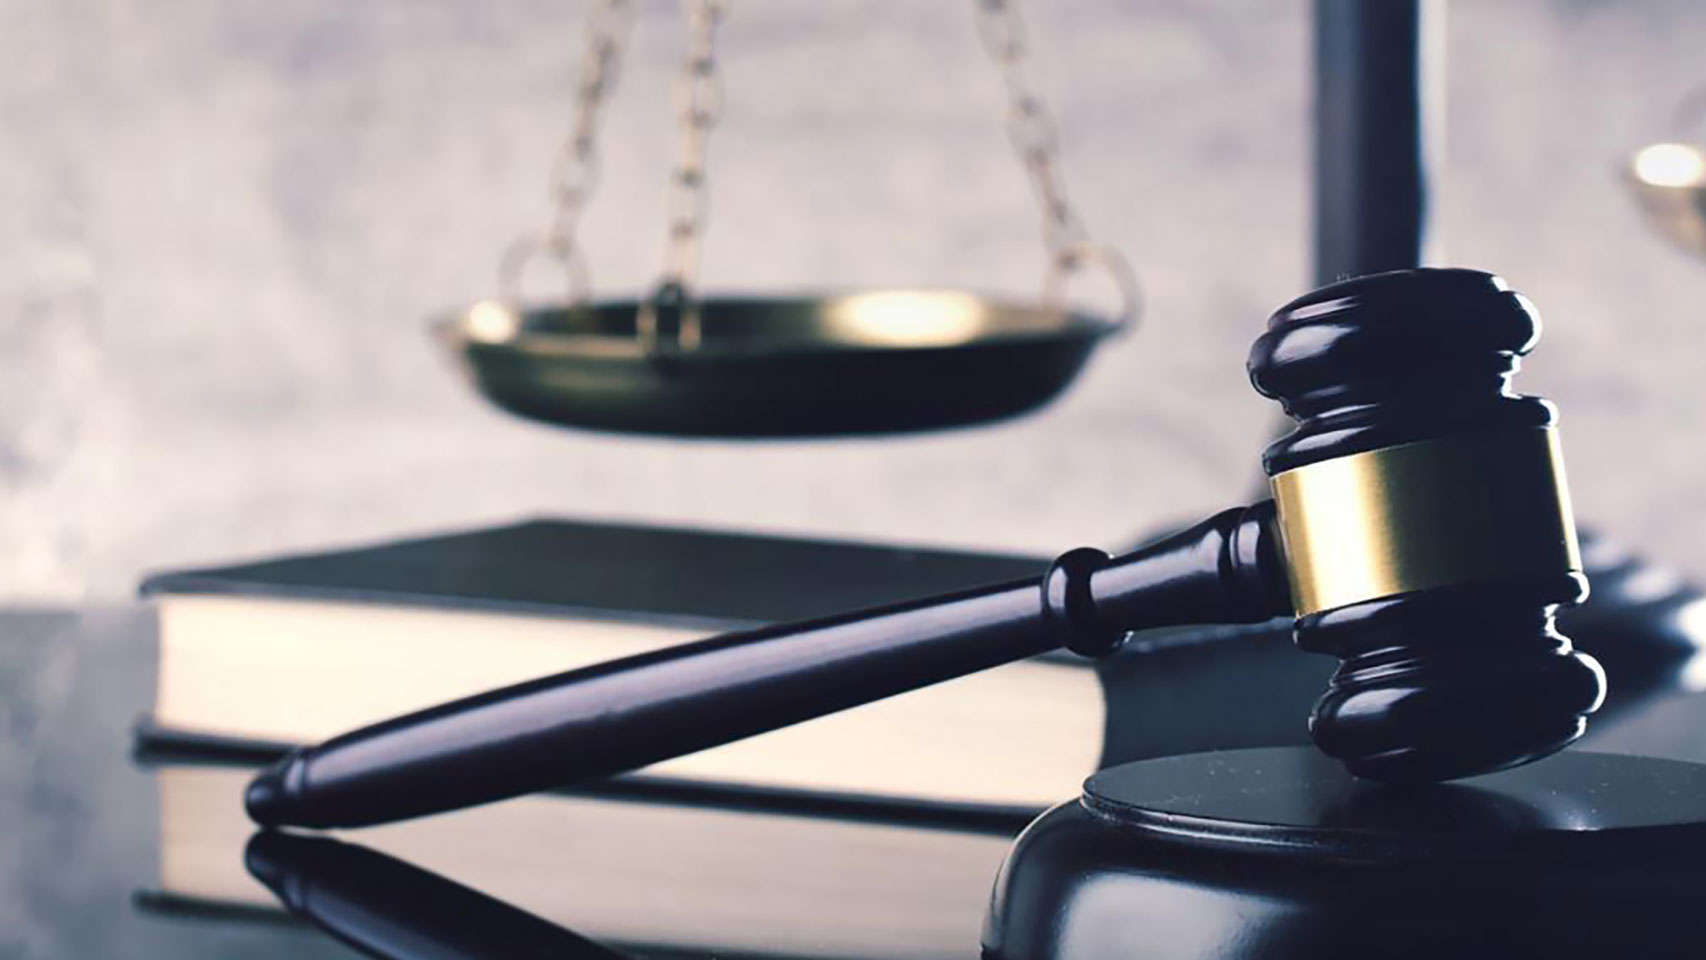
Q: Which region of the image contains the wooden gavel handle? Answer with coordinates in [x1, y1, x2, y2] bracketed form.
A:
[246, 502, 1291, 828]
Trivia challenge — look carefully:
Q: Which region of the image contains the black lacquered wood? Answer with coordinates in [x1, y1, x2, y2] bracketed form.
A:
[1249, 268, 1553, 474]
[1249, 268, 1606, 781]
[246, 504, 1291, 828]
[985, 748, 1706, 960]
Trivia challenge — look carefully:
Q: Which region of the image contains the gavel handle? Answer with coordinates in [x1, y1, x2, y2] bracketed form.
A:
[246, 502, 1291, 828]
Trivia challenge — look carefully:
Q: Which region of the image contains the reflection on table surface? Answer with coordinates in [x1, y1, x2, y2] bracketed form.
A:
[8, 605, 1706, 960]
[0, 608, 1006, 960]
[149, 760, 1009, 960]
[245, 830, 653, 960]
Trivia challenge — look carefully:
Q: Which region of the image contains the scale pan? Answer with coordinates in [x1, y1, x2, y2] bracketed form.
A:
[1626, 142, 1706, 259]
[438, 291, 1120, 438]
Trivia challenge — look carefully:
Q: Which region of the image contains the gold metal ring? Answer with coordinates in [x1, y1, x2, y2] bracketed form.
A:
[498, 234, 592, 310]
[1043, 241, 1143, 334]
[635, 281, 703, 356]
[1270, 426, 1582, 616]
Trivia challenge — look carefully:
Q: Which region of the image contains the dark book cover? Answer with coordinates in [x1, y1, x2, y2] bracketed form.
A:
[140, 517, 1053, 630]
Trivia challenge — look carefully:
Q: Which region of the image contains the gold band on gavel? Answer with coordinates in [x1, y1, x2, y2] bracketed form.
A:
[1270, 426, 1582, 617]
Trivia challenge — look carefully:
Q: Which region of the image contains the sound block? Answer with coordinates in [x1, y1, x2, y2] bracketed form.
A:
[983, 747, 1706, 960]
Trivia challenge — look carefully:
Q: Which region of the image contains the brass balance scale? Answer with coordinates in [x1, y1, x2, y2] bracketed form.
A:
[437, 0, 1139, 437]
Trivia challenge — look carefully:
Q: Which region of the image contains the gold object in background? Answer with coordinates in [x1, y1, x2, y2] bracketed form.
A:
[1627, 142, 1706, 259]
[1272, 427, 1582, 616]
[1625, 85, 1706, 260]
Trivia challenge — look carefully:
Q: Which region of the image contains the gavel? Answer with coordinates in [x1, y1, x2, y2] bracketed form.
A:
[246, 268, 1607, 829]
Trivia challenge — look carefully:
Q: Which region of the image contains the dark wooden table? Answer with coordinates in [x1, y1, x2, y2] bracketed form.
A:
[7, 606, 1706, 960]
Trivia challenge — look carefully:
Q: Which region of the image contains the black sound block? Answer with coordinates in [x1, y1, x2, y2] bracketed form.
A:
[984, 747, 1706, 960]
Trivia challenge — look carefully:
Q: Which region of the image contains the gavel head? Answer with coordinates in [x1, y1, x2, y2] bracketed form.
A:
[1248, 268, 1606, 782]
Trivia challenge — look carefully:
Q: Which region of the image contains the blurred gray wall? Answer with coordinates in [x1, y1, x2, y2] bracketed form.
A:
[4, 0, 1705, 601]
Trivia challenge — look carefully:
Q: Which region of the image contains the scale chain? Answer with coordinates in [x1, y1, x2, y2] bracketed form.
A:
[641, 0, 729, 352]
[501, 0, 634, 306]
[974, 0, 1139, 327]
